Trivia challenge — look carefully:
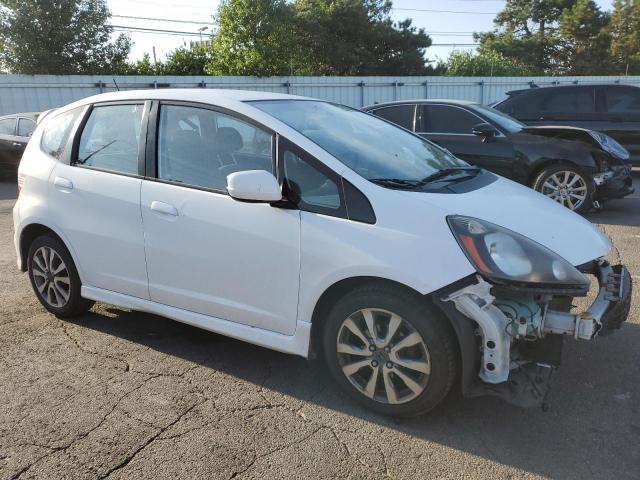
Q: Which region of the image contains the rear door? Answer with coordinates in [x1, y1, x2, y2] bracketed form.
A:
[370, 104, 417, 131]
[417, 104, 516, 178]
[598, 85, 640, 164]
[48, 102, 150, 298]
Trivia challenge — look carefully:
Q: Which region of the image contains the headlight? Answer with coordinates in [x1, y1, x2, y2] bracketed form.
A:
[448, 216, 589, 289]
[589, 131, 629, 160]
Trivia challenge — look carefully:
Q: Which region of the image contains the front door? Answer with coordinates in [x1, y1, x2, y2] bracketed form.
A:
[417, 104, 516, 178]
[140, 103, 301, 335]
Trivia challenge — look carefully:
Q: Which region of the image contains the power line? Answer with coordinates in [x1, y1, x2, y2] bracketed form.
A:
[111, 25, 213, 36]
[112, 14, 213, 25]
[392, 8, 497, 14]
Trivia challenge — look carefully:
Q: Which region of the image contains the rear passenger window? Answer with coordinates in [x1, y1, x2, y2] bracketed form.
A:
[157, 105, 273, 192]
[41, 109, 80, 159]
[372, 105, 416, 130]
[539, 87, 595, 114]
[76, 104, 144, 175]
[605, 87, 640, 113]
[18, 118, 36, 137]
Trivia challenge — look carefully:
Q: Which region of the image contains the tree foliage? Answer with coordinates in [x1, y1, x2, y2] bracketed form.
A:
[207, 0, 432, 76]
[608, 0, 640, 73]
[0, 0, 131, 74]
[476, 0, 639, 75]
[441, 50, 535, 76]
[208, 0, 296, 76]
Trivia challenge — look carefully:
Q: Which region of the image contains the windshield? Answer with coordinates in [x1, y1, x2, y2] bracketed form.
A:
[474, 105, 524, 133]
[248, 100, 466, 182]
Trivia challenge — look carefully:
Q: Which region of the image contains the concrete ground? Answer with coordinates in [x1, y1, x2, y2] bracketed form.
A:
[0, 174, 639, 480]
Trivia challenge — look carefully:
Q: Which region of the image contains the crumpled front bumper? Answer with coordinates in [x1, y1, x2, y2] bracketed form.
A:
[545, 261, 632, 339]
[594, 165, 635, 201]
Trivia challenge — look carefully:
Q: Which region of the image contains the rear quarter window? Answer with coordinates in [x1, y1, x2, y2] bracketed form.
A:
[41, 108, 81, 159]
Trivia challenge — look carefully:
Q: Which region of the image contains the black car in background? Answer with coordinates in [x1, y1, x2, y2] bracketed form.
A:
[0, 112, 39, 179]
[493, 84, 640, 166]
[363, 100, 633, 213]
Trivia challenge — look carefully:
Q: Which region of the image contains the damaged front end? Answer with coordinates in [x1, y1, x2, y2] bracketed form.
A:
[436, 260, 632, 408]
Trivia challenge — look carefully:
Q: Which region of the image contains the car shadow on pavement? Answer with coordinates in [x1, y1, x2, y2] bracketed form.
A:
[63, 305, 640, 479]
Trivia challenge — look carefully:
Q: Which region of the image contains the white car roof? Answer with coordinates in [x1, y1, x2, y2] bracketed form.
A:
[67, 88, 313, 109]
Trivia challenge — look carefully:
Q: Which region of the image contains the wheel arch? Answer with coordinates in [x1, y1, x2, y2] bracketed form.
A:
[308, 276, 462, 363]
[19, 223, 73, 274]
[527, 159, 584, 187]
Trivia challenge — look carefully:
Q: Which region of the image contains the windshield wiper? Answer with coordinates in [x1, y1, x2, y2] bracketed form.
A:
[369, 178, 425, 189]
[420, 166, 482, 184]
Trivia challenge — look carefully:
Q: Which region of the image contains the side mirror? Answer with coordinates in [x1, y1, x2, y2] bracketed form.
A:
[227, 170, 282, 202]
[472, 122, 498, 141]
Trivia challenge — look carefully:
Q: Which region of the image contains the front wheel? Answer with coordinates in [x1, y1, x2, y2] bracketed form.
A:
[532, 165, 594, 213]
[322, 285, 458, 417]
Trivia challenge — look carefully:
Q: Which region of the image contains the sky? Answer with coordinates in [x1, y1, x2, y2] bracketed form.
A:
[107, 0, 615, 66]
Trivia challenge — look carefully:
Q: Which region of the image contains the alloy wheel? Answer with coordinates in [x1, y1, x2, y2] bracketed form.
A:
[336, 308, 431, 405]
[32, 246, 71, 308]
[540, 170, 588, 211]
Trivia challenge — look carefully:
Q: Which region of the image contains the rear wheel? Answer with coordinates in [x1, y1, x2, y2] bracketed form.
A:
[322, 285, 458, 417]
[532, 165, 594, 213]
[27, 235, 94, 317]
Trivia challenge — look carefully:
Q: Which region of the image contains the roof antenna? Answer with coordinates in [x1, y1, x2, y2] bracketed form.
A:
[113, 78, 120, 92]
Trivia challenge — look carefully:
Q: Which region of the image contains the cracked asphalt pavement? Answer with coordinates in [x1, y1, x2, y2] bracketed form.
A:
[1, 174, 639, 480]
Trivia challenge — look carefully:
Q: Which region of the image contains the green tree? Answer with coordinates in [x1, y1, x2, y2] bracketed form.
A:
[293, 0, 431, 75]
[207, 0, 296, 76]
[0, 0, 131, 74]
[164, 46, 212, 75]
[608, 0, 640, 74]
[556, 0, 612, 74]
[120, 53, 162, 75]
[441, 50, 536, 76]
[476, 0, 575, 74]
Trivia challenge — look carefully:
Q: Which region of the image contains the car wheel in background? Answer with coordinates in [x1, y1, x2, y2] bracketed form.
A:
[27, 235, 94, 318]
[322, 284, 458, 417]
[532, 165, 594, 213]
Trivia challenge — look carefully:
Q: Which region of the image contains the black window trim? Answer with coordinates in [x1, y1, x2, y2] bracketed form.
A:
[43, 106, 86, 163]
[144, 99, 278, 197]
[69, 100, 151, 179]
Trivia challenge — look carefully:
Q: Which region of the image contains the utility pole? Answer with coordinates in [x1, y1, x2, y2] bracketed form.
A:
[152, 46, 157, 65]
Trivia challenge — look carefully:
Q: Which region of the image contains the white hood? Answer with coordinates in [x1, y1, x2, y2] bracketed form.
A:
[402, 176, 611, 266]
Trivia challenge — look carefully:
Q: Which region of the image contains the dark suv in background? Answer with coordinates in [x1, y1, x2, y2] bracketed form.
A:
[493, 84, 640, 165]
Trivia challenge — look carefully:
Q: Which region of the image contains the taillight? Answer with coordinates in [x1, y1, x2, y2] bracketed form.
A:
[17, 171, 25, 194]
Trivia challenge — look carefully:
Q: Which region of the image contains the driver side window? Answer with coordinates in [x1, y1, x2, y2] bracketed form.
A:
[157, 104, 273, 192]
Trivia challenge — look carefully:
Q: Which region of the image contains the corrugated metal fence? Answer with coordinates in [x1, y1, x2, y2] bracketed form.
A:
[1, 74, 639, 115]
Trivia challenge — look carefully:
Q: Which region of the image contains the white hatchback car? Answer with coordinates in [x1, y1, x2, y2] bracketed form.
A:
[14, 90, 632, 416]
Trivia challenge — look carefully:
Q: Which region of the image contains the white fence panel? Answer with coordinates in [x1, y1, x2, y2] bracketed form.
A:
[0, 74, 638, 115]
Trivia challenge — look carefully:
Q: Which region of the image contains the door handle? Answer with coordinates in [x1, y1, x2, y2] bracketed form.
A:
[150, 200, 178, 217]
[53, 176, 73, 190]
[12, 142, 22, 148]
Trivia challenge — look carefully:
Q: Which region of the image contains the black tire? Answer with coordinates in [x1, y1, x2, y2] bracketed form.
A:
[532, 164, 594, 214]
[27, 234, 94, 318]
[322, 284, 458, 417]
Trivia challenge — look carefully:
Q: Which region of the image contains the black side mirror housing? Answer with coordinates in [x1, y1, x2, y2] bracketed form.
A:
[472, 122, 498, 142]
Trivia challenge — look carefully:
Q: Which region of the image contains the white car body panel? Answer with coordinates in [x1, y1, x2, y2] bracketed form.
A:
[401, 176, 611, 266]
[140, 180, 301, 335]
[13, 89, 613, 359]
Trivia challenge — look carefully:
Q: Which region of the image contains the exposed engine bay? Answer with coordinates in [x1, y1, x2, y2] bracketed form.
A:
[440, 260, 632, 408]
